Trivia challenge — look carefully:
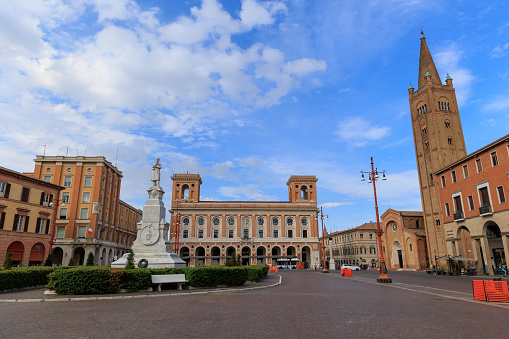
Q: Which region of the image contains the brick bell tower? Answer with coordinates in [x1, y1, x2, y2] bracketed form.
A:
[408, 31, 467, 260]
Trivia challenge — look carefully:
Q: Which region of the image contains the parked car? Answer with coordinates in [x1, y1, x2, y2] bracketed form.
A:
[341, 264, 361, 271]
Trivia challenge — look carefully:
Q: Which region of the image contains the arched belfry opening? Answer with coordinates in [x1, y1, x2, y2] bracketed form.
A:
[181, 184, 189, 200]
[301, 186, 308, 200]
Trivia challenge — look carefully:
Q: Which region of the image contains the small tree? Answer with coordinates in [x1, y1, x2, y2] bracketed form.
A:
[44, 254, 53, 267]
[225, 254, 232, 267]
[125, 249, 135, 270]
[86, 252, 95, 266]
[67, 256, 75, 266]
[3, 252, 13, 270]
[236, 255, 241, 266]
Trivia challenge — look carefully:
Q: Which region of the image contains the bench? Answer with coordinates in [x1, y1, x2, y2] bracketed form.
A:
[151, 274, 188, 291]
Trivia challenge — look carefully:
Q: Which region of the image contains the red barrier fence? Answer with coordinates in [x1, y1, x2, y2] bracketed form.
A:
[340, 268, 353, 277]
[472, 280, 509, 302]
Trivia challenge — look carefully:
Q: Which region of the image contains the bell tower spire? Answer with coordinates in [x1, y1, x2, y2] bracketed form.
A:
[408, 32, 467, 262]
[418, 31, 442, 89]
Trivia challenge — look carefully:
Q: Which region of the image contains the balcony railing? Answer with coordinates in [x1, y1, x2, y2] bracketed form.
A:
[453, 211, 464, 221]
[479, 204, 492, 215]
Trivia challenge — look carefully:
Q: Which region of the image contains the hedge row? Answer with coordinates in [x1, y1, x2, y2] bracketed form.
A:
[46, 265, 269, 294]
[0, 265, 270, 294]
[0, 267, 55, 291]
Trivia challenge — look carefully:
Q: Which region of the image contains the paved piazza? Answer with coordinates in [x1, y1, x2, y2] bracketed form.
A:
[1, 270, 508, 338]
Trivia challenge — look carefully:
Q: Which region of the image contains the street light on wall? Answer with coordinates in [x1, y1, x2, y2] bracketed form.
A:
[360, 157, 391, 284]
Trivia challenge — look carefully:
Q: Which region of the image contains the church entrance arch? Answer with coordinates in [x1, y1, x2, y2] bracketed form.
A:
[392, 240, 403, 268]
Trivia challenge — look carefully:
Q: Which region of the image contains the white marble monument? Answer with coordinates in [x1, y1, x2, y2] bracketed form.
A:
[111, 159, 186, 269]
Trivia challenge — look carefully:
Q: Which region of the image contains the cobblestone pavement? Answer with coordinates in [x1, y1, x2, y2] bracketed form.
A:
[1, 270, 508, 338]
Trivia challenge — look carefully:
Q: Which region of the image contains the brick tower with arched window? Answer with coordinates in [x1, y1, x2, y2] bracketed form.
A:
[408, 32, 467, 260]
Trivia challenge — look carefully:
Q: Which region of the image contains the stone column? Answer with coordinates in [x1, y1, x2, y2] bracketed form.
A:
[501, 233, 509, 268]
[480, 236, 494, 275]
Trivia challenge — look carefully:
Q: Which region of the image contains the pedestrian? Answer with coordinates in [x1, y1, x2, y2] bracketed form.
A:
[314, 263, 317, 270]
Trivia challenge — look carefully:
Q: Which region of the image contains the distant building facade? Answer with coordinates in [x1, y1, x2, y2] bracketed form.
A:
[326, 223, 379, 269]
[29, 156, 141, 265]
[169, 174, 321, 268]
[380, 209, 427, 270]
[435, 134, 509, 275]
[0, 166, 63, 266]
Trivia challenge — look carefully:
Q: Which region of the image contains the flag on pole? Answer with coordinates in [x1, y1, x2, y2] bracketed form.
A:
[99, 227, 106, 233]
[87, 225, 93, 234]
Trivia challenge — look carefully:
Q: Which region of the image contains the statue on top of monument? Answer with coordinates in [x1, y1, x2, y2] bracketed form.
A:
[151, 158, 162, 187]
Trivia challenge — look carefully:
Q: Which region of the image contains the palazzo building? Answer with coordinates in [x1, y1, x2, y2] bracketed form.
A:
[409, 32, 467, 261]
[0, 166, 63, 266]
[435, 134, 509, 275]
[28, 156, 141, 266]
[168, 174, 321, 267]
[326, 223, 379, 269]
[380, 209, 427, 270]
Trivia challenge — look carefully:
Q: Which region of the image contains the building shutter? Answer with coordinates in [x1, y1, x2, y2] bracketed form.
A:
[0, 212, 5, 229]
[23, 215, 30, 232]
[45, 219, 50, 234]
[35, 218, 41, 233]
[4, 183, 10, 199]
[12, 214, 19, 231]
[40, 192, 45, 205]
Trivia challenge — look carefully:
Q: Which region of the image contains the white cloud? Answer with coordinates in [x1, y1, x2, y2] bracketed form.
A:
[434, 44, 474, 106]
[219, 184, 277, 201]
[336, 117, 390, 147]
[491, 42, 509, 58]
[238, 157, 263, 167]
[320, 202, 350, 208]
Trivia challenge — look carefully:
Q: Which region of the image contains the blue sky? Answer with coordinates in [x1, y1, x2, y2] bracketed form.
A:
[1, 0, 509, 233]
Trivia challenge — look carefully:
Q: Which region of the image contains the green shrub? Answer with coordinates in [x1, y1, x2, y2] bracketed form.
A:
[49, 267, 118, 294]
[44, 254, 53, 267]
[121, 269, 152, 292]
[246, 265, 268, 282]
[0, 267, 54, 291]
[86, 252, 95, 266]
[67, 256, 74, 266]
[125, 250, 135, 270]
[3, 252, 13, 270]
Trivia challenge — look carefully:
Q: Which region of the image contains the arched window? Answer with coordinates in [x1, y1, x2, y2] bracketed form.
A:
[197, 217, 204, 225]
[258, 217, 265, 225]
[228, 217, 235, 226]
[213, 217, 220, 225]
[286, 218, 293, 225]
[301, 186, 308, 200]
[182, 217, 190, 225]
[301, 217, 308, 226]
[181, 184, 189, 199]
[271, 217, 277, 225]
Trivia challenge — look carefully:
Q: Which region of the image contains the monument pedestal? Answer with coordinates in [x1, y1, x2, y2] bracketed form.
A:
[112, 182, 186, 269]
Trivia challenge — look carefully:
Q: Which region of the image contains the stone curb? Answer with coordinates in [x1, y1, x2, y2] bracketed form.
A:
[0, 275, 282, 303]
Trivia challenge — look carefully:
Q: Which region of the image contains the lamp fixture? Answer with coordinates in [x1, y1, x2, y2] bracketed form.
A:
[382, 173, 387, 180]
[361, 174, 365, 181]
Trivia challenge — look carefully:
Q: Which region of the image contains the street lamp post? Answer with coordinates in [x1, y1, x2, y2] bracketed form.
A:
[361, 157, 392, 283]
[329, 237, 335, 270]
[172, 199, 181, 254]
[319, 207, 329, 273]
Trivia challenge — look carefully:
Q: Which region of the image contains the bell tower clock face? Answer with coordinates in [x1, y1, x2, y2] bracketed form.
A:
[392, 222, 398, 232]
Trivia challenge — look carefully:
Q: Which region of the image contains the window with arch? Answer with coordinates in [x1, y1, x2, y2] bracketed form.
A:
[182, 217, 190, 226]
[439, 101, 450, 111]
[258, 217, 265, 225]
[301, 217, 308, 226]
[422, 126, 427, 135]
[445, 121, 450, 128]
[181, 184, 189, 199]
[409, 244, 413, 251]
[228, 217, 235, 226]
[213, 217, 220, 225]
[417, 104, 427, 115]
[301, 186, 308, 200]
[286, 218, 293, 225]
[197, 217, 205, 225]
[271, 217, 277, 225]
[424, 141, 429, 151]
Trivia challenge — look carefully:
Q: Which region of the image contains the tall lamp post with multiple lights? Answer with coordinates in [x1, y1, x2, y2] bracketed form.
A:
[319, 207, 329, 273]
[360, 157, 392, 283]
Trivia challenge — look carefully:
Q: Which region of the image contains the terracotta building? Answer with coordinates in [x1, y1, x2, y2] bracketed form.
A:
[168, 174, 321, 268]
[380, 209, 427, 270]
[435, 134, 509, 275]
[0, 166, 63, 266]
[28, 156, 141, 265]
[326, 223, 379, 269]
[408, 32, 467, 261]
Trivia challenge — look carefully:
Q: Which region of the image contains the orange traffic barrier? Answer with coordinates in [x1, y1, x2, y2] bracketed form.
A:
[344, 268, 353, 277]
[269, 266, 278, 272]
[340, 268, 345, 276]
[472, 280, 509, 302]
[472, 280, 486, 301]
